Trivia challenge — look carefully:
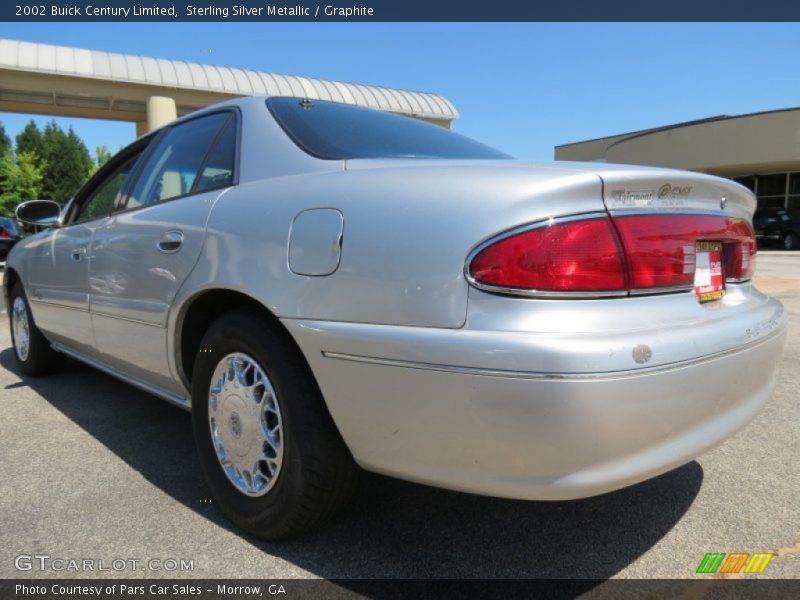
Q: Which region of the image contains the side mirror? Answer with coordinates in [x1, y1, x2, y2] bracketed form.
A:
[15, 200, 61, 227]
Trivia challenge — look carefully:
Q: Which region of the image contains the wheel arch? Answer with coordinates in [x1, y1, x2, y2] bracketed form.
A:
[174, 287, 311, 391]
[3, 267, 20, 309]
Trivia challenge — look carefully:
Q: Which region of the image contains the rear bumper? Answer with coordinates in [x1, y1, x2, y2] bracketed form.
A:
[284, 289, 786, 500]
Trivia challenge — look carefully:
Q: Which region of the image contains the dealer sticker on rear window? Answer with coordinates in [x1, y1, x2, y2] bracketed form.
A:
[694, 241, 725, 303]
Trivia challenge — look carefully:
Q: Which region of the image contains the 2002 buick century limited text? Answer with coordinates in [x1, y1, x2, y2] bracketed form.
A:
[5, 97, 787, 538]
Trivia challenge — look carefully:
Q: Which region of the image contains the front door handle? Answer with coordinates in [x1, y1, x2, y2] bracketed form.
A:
[71, 245, 87, 261]
[157, 230, 184, 254]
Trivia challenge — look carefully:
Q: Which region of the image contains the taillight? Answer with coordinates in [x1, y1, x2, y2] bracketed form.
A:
[467, 213, 757, 297]
[467, 216, 626, 294]
[0, 228, 11, 239]
[613, 215, 756, 289]
[723, 219, 757, 281]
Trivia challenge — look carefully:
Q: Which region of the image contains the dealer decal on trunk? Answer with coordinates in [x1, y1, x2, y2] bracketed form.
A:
[694, 240, 725, 303]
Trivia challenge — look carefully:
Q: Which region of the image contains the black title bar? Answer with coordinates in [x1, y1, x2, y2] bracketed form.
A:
[3, 0, 800, 21]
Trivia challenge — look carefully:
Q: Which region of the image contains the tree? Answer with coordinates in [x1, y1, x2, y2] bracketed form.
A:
[0, 150, 47, 215]
[94, 145, 113, 172]
[3, 119, 95, 207]
[36, 122, 93, 203]
[0, 124, 11, 194]
[0, 123, 10, 155]
[15, 121, 44, 157]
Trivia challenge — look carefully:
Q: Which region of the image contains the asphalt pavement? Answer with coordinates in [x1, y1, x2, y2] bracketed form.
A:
[0, 252, 797, 584]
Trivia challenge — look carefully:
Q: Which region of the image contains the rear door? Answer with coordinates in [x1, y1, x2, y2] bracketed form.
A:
[89, 110, 238, 394]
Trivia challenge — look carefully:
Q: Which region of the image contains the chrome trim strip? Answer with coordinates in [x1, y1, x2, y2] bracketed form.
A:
[322, 326, 785, 381]
[51, 342, 191, 411]
[468, 284, 628, 300]
[29, 298, 88, 312]
[90, 310, 164, 328]
[629, 286, 693, 297]
[463, 212, 627, 300]
[618, 281, 750, 297]
[608, 208, 732, 218]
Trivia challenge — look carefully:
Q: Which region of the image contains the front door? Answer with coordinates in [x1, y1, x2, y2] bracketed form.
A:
[24, 221, 96, 355]
[25, 150, 144, 356]
[89, 111, 237, 395]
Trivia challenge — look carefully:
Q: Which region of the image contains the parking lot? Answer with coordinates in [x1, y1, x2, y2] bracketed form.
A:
[0, 253, 797, 584]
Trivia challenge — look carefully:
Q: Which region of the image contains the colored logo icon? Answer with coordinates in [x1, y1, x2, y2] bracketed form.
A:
[696, 552, 775, 574]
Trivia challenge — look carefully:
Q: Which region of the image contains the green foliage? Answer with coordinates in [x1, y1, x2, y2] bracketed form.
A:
[36, 123, 94, 203]
[93, 145, 113, 174]
[15, 121, 44, 157]
[0, 151, 13, 216]
[0, 124, 10, 154]
[0, 126, 10, 198]
[1, 118, 98, 210]
[0, 149, 47, 216]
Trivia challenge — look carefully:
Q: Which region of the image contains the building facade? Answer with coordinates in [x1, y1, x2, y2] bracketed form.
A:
[555, 108, 800, 219]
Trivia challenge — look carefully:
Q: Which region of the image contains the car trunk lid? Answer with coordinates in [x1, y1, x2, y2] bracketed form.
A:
[596, 166, 755, 219]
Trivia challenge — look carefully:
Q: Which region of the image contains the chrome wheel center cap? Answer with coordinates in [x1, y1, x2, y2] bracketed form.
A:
[11, 297, 30, 362]
[216, 394, 255, 458]
[208, 353, 283, 497]
[229, 412, 242, 439]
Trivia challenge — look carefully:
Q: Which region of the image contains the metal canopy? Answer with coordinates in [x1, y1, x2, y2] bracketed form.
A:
[0, 38, 458, 122]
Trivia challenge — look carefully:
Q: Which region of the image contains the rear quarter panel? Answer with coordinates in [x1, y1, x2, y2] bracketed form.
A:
[177, 165, 606, 329]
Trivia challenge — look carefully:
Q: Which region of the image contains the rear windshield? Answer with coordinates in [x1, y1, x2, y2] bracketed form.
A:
[267, 97, 510, 160]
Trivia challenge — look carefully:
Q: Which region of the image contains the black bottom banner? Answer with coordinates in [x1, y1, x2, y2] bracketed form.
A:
[2, 579, 800, 600]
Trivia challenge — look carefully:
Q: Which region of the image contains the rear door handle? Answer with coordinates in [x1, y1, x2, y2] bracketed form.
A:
[157, 230, 184, 254]
[71, 246, 87, 261]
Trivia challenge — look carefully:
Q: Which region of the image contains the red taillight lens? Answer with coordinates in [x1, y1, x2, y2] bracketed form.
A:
[0, 228, 11, 239]
[468, 217, 626, 293]
[613, 215, 756, 289]
[468, 214, 756, 296]
[724, 219, 757, 280]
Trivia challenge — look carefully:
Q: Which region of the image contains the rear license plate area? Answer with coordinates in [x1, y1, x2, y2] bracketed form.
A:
[694, 241, 725, 303]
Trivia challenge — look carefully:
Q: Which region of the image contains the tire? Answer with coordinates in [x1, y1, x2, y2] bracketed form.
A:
[8, 282, 61, 376]
[191, 307, 359, 539]
[783, 232, 800, 250]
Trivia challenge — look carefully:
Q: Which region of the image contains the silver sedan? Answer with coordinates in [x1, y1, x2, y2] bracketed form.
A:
[5, 96, 786, 538]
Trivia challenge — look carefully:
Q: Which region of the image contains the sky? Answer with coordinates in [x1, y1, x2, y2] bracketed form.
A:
[3, 22, 800, 160]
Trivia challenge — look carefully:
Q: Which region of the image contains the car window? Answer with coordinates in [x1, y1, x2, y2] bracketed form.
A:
[267, 97, 511, 160]
[194, 118, 236, 193]
[126, 113, 231, 210]
[75, 153, 140, 224]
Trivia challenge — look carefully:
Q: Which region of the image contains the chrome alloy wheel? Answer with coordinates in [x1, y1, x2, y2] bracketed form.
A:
[208, 353, 284, 497]
[11, 296, 30, 362]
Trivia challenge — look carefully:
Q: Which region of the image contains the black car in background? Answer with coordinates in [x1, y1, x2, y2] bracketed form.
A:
[753, 208, 800, 250]
[0, 216, 20, 261]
